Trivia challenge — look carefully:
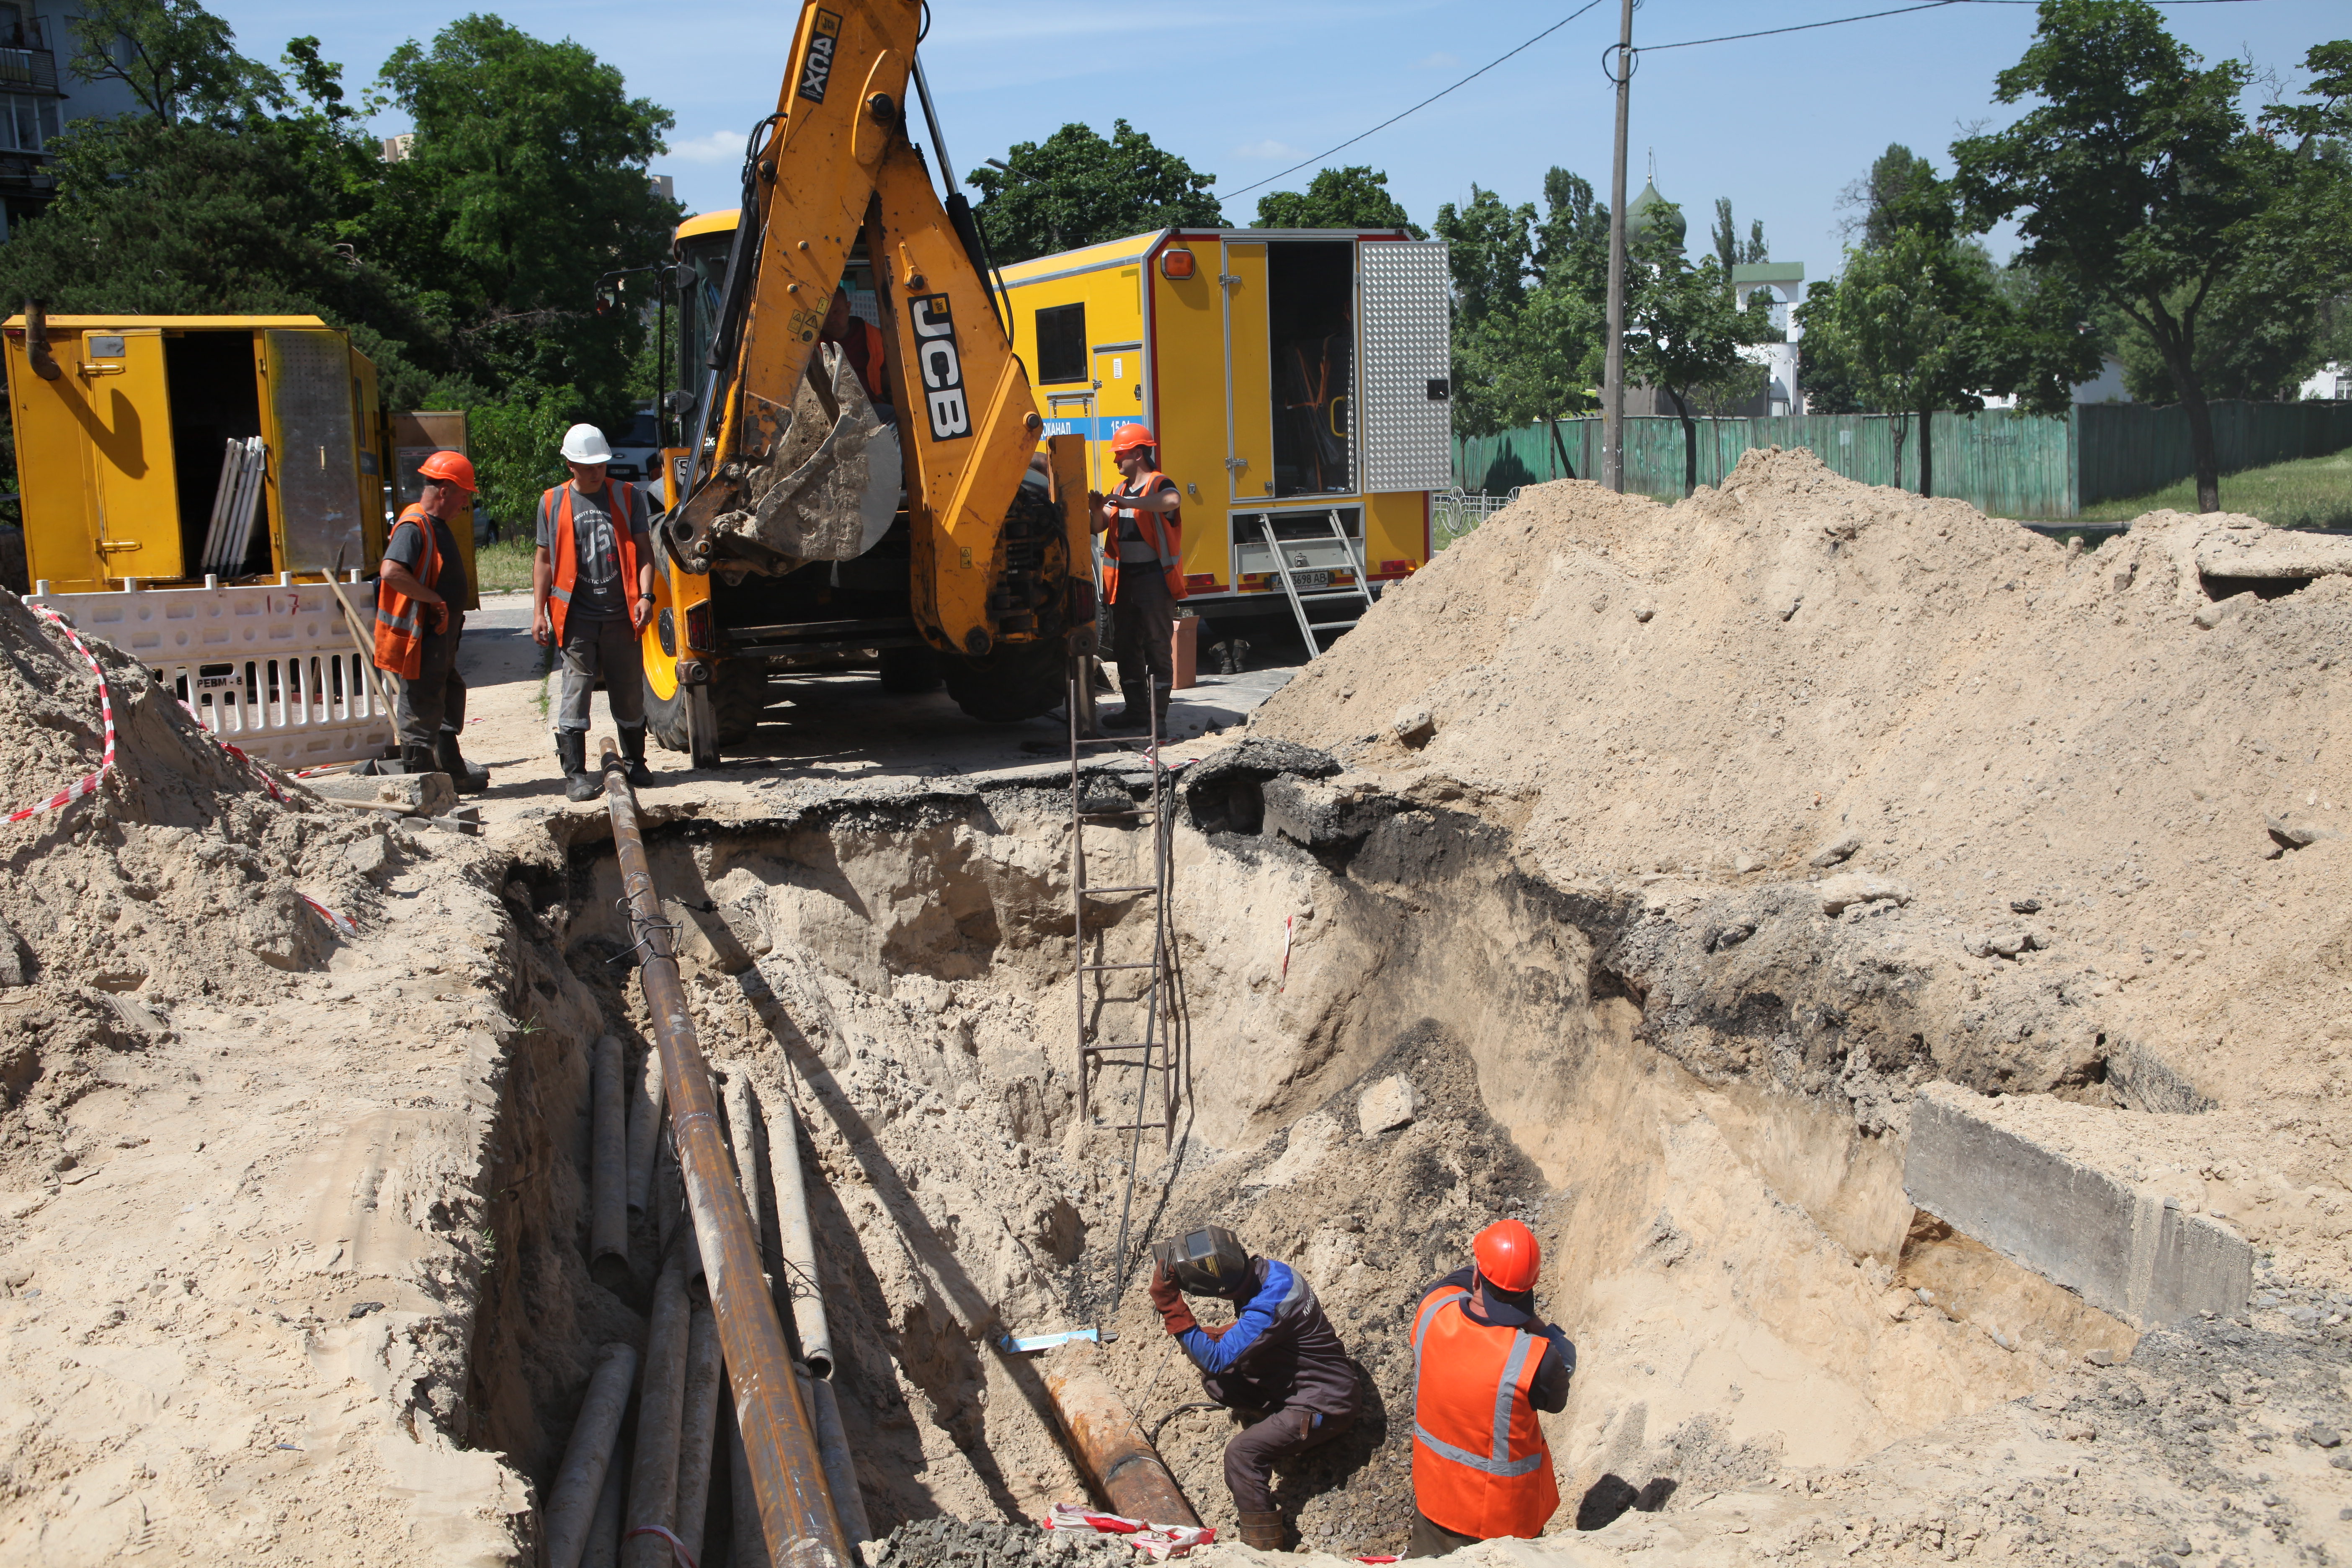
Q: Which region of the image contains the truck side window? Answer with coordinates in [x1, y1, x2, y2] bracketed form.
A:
[1036, 304, 1086, 384]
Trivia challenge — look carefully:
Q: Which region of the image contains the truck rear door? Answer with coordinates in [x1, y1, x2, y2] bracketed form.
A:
[1220, 240, 1274, 505]
[1356, 240, 1453, 495]
[85, 328, 184, 583]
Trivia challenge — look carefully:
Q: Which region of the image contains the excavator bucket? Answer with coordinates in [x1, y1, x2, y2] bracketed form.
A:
[709, 343, 902, 571]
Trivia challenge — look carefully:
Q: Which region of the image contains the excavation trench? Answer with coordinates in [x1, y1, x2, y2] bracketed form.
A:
[469, 758, 2133, 1560]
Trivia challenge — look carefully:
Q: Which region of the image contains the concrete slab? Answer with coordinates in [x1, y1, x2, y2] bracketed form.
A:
[1904, 1082, 2251, 1329]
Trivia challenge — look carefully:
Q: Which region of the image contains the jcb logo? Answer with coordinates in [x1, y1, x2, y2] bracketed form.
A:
[911, 294, 970, 442]
[796, 10, 842, 103]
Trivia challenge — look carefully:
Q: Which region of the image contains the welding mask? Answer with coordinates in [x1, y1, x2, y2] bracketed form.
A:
[1151, 1226, 1252, 1296]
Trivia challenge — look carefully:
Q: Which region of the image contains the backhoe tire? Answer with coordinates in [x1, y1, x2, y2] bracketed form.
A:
[943, 640, 1067, 725]
[878, 644, 945, 694]
[709, 658, 769, 744]
[643, 658, 767, 758]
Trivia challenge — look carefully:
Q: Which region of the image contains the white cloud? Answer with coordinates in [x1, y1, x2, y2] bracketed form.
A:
[662, 131, 745, 166]
[1232, 139, 1306, 160]
[1415, 51, 1461, 70]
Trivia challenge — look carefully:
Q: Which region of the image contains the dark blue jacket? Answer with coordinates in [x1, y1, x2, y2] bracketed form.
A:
[1179, 1257, 1361, 1418]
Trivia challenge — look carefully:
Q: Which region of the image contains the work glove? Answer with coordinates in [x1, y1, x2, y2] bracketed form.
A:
[1150, 1261, 1198, 1336]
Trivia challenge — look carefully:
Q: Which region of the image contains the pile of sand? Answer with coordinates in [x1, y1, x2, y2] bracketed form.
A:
[1250, 449, 2351, 1276]
[0, 592, 401, 1183]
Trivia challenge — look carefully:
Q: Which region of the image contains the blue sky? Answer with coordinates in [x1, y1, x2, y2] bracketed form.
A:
[215, 0, 2345, 280]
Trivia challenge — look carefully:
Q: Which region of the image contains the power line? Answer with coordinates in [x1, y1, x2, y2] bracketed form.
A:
[1216, 0, 2286, 206]
[1215, 0, 1609, 203]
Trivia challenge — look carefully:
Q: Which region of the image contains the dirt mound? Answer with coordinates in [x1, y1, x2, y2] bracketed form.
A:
[0, 593, 405, 1183]
[1253, 444, 2350, 1141]
[870, 1514, 1134, 1568]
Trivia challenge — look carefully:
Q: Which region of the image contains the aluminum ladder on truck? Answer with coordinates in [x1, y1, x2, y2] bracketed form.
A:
[1063, 659, 1181, 1291]
[1257, 510, 1375, 658]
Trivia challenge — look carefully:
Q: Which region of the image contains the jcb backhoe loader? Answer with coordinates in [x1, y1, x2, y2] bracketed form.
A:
[640, 0, 1094, 764]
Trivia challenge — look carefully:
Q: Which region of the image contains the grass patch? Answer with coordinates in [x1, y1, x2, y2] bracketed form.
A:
[473, 535, 537, 594]
[2071, 447, 2352, 530]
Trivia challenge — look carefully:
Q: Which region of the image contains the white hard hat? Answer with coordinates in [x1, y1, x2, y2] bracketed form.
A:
[561, 423, 614, 464]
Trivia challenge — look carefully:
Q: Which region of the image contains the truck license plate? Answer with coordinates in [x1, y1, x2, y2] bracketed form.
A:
[1294, 570, 1330, 591]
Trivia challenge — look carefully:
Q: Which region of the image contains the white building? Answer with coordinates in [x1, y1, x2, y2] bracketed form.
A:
[2300, 362, 2349, 401]
[0, 0, 147, 237]
[1732, 262, 1803, 417]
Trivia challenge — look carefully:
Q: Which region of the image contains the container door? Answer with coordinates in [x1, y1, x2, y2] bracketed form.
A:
[1357, 240, 1453, 493]
[387, 410, 479, 609]
[85, 329, 184, 582]
[1220, 240, 1274, 503]
[1043, 389, 1097, 488]
[263, 329, 364, 577]
[1093, 340, 1147, 485]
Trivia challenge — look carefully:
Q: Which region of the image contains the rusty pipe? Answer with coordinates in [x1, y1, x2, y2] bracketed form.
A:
[623, 1254, 692, 1568]
[600, 736, 851, 1568]
[591, 1035, 631, 1289]
[1042, 1339, 1200, 1528]
[627, 1041, 665, 1213]
[674, 1304, 725, 1564]
[763, 1094, 833, 1378]
[24, 300, 59, 382]
[799, 1367, 872, 1545]
[544, 1342, 637, 1568]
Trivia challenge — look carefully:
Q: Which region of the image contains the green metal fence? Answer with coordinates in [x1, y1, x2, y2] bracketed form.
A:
[1455, 400, 2352, 518]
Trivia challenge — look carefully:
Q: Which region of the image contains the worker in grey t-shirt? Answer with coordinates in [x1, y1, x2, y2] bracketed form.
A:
[532, 423, 657, 801]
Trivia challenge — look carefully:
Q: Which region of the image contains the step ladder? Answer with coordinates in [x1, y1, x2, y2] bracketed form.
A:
[1063, 656, 1181, 1296]
[1258, 510, 1375, 657]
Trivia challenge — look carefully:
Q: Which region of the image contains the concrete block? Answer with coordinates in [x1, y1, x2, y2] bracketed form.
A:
[1904, 1083, 2251, 1328]
[1260, 777, 1395, 849]
[1358, 1075, 1417, 1136]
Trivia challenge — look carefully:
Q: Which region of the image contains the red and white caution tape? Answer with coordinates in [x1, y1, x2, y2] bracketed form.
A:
[301, 895, 358, 940]
[1041, 1503, 1215, 1560]
[4, 607, 117, 826]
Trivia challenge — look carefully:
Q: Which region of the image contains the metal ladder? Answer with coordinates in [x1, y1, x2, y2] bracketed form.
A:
[1258, 509, 1375, 657]
[1064, 657, 1180, 1295]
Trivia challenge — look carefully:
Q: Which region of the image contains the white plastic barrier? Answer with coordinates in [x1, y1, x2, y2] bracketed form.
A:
[23, 576, 396, 768]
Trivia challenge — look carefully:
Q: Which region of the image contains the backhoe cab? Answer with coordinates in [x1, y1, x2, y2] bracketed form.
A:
[640, 1, 1093, 763]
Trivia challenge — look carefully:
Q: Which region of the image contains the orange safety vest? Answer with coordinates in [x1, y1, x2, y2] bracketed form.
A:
[544, 480, 642, 646]
[1101, 470, 1186, 604]
[373, 503, 441, 680]
[1410, 1283, 1560, 1541]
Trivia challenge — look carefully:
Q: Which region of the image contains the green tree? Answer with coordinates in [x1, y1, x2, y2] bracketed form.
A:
[1253, 166, 1425, 236]
[63, 0, 278, 124]
[381, 14, 676, 415]
[1433, 173, 1611, 451]
[1952, 0, 2305, 512]
[967, 120, 1221, 265]
[1797, 229, 2006, 497]
[1844, 144, 1947, 251]
[1709, 198, 1768, 288]
[1622, 221, 1774, 496]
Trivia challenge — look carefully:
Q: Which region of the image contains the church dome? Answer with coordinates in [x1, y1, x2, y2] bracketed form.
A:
[1626, 179, 1685, 248]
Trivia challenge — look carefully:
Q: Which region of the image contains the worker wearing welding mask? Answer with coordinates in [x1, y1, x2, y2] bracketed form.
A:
[1150, 1225, 1360, 1550]
[1406, 1219, 1573, 1555]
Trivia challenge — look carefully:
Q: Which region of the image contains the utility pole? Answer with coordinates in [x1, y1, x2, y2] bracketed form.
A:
[1602, 0, 1636, 493]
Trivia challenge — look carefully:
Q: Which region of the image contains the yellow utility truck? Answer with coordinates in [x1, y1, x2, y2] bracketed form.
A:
[0, 311, 461, 592]
[999, 227, 1453, 651]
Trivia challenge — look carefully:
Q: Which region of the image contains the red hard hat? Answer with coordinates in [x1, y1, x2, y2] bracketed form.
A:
[1109, 423, 1157, 455]
[1474, 1219, 1541, 1293]
[417, 450, 477, 492]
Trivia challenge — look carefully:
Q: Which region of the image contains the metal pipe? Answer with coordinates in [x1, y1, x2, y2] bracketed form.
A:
[583, 1443, 627, 1568]
[623, 1254, 692, 1568]
[675, 1305, 726, 1564]
[599, 737, 852, 1568]
[656, 1128, 706, 1294]
[722, 1070, 771, 1287]
[763, 1094, 834, 1378]
[627, 1041, 666, 1214]
[801, 1368, 873, 1545]
[1042, 1339, 1199, 1528]
[591, 1035, 631, 1289]
[544, 1343, 639, 1568]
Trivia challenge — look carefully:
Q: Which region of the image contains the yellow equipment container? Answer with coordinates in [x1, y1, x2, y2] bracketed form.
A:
[0, 314, 454, 598]
[996, 227, 1454, 629]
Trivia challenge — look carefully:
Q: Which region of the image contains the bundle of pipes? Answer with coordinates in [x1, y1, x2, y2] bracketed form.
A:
[554, 736, 859, 1568]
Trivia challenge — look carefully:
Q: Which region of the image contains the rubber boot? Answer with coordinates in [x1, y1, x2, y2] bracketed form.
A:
[397, 741, 437, 777]
[557, 728, 600, 803]
[1237, 1511, 1284, 1551]
[617, 721, 654, 789]
[433, 729, 489, 795]
[1100, 702, 1149, 733]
